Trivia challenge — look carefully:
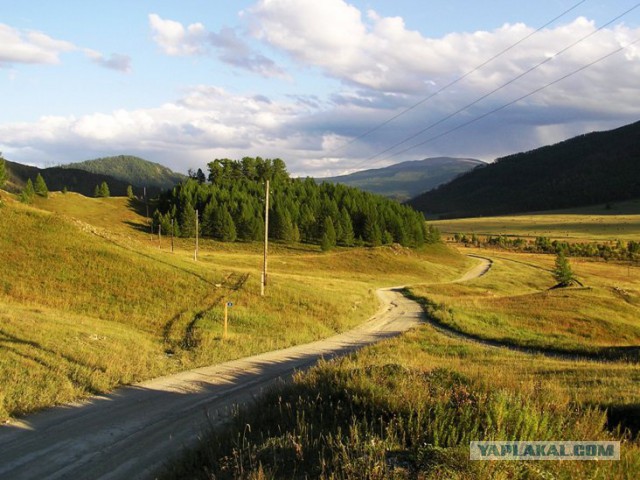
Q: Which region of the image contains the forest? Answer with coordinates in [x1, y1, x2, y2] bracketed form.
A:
[153, 157, 438, 249]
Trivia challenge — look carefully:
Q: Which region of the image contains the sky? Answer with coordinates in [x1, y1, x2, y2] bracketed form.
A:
[1, 0, 639, 177]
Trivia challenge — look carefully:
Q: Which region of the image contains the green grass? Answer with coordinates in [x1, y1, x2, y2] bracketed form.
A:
[0, 191, 469, 420]
[160, 247, 640, 479]
[432, 199, 640, 242]
[160, 322, 640, 479]
[409, 249, 640, 356]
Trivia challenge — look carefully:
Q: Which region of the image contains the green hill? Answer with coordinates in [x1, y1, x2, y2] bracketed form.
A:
[408, 121, 640, 218]
[318, 157, 484, 201]
[62, 155, 185, 191]
[4, 159, 134, 197]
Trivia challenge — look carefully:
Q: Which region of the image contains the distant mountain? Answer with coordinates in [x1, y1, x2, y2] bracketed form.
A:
[408, 121, 640, 218]
[61, 155, 185, 191]
[4, 160, 134, 197]
[317, 157, 485, 201]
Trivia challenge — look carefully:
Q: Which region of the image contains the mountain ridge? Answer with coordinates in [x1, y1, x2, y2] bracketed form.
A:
[318, 157, 485, 201]
[408, 121, 640, 218]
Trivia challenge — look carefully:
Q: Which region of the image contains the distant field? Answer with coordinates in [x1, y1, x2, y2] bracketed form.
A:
[432, 198, 640, 242]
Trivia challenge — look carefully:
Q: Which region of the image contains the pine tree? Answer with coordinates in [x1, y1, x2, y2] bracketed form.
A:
[180, 201, 198, 237]
[553, 251, 575, 287]
[34, 173, 48, 198]
[127, 185, 134, 199]
[321, 216, 337, 251]
[20, 178, 35, 203]
[339, 208, 355, 246]
[0, 155, 7, 189]
[217, 206, 237, 242]
[95, 181, 110, 198]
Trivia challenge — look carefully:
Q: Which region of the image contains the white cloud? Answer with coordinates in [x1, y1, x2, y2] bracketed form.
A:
[148, 13, 286, 77]
[84, 49, 132, 73]
[0, 23, 75, 65]
[148, 13, 208, 56]
[3, 4, 640, 178]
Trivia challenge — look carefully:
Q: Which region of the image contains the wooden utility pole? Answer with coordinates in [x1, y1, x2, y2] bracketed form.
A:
[144, 186, 153, 238]
[194, 209, 199, 261]
[261, 179, 269, 296]
[223, 302, 229, 339]
[170, 218, 174, 253]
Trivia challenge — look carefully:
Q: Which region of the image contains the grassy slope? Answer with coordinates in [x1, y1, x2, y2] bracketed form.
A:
[432, 199, 640, 242]
[161, 223, 640, 479]
[162, 276, 640, 479]
[0, 191, 469, 420]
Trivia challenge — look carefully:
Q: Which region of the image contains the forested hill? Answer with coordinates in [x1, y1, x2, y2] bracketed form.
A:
[4, 159, 133, 197]
[319, 157, 484, 201]
[408, 120, 640, 218]
[62, 155, 185, 190]
[154, 158, 438, 249]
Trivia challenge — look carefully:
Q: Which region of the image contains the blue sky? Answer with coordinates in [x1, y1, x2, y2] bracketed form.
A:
[1, 0, 639, 176]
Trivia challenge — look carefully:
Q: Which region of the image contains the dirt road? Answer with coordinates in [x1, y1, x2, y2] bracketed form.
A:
[0, 258, 491, 480]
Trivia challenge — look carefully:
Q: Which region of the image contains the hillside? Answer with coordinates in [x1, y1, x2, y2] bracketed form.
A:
[62, 155, 185, 191]
[409, 120, 640, 218]
[318, 157, 484, 201]
[4, 159, 133, 197]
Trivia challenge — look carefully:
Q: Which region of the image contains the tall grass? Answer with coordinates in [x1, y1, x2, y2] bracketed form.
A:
[0, 194, 469, 420]
[160, 248, 640, 479]
[161, 341, 640, 479]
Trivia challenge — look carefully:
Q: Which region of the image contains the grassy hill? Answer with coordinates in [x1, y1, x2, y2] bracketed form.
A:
[409, 121, 640, 218]
[318, 157, 484, 201]
[4, 159, 133, 197]
[0, 189, 468, 419]
[62, 155, 185, 191]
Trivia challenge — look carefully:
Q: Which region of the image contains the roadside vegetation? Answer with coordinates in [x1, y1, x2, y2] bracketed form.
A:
[0, 190, 466, 420]
[161, 227, 640, 479]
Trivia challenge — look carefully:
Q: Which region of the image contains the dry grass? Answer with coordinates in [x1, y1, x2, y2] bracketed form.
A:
[432, 199, 640, 242]
[0, 192, 469, 420]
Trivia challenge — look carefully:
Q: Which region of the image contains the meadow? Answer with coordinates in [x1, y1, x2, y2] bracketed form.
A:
[431, 198, 640, 242]
[0, 191, 470, 420]
[161, 207, 640, 479]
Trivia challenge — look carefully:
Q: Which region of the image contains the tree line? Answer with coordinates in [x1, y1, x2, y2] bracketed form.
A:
[153, 157, 439, 249]
[452, 233, 640, 262]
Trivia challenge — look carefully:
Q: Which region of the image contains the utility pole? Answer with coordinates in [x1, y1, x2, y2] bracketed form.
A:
[261, 179, 269, 296]
[170, 218, 174, 253]
[194, 209, 199, 261]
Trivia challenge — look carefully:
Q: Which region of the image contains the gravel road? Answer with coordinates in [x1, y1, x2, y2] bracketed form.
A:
[0, 257, 492, 480]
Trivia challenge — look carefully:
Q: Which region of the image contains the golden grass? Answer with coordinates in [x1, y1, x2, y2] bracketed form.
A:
[0, 192, 470, 420]
[432, 199, 640, 242]
[409, 248, 640, 353]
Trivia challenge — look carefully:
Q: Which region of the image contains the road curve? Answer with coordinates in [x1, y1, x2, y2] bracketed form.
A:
[0, 258, 491, 480]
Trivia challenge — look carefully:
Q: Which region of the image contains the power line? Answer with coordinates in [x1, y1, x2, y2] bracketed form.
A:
[357, 1, 640, 167]
[328, 0, 587, 156]
[385, 36, 640, 160]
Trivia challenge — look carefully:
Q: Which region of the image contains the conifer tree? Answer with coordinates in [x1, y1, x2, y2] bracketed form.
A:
[127, 185, 134, 199]
[214, 205, 237, 242]
[180, 201, 198, 237]
[20, 178, 35, 203]
[0, 155, 7, 189]
[321, 216, 337, 251]
[34, 173, 48, 198]
[553, 251, 575, 287]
